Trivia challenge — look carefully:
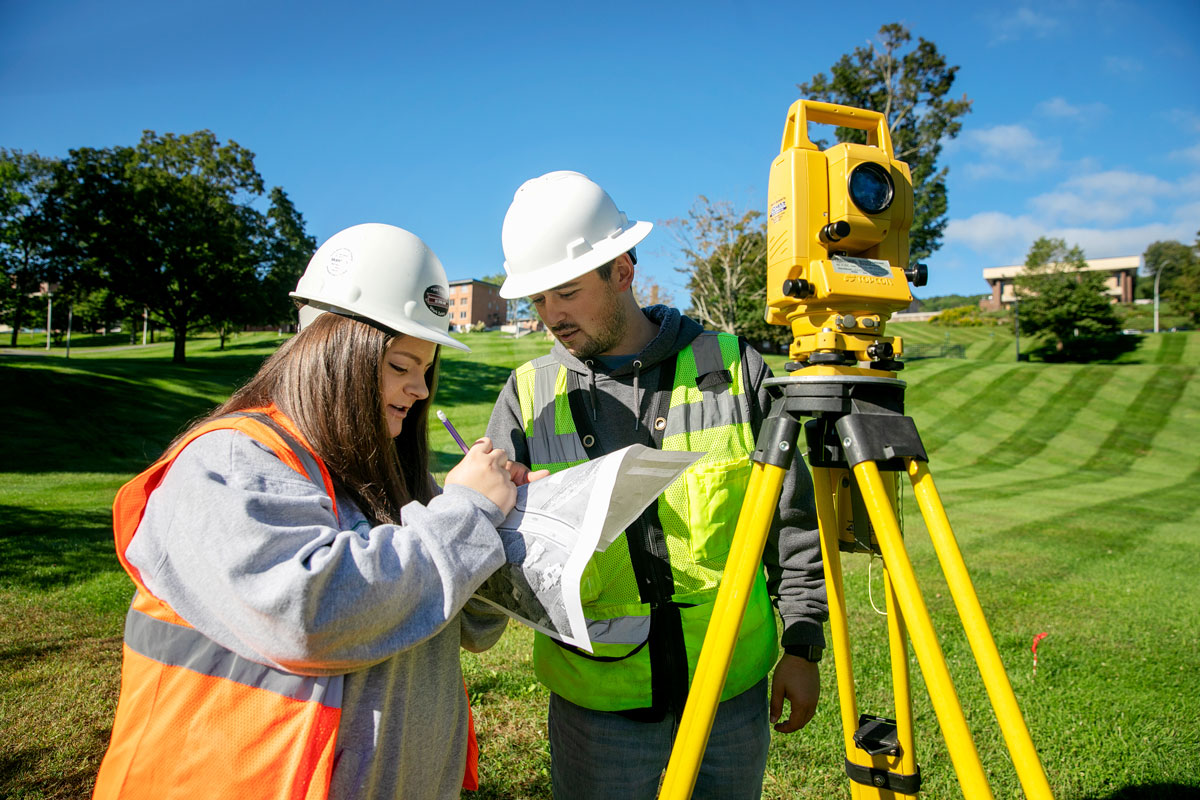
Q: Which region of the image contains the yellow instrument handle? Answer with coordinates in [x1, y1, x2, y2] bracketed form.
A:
[780, 99, 894, 159]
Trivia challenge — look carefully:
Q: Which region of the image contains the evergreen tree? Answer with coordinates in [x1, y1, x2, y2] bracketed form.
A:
[1015, 237, 1120, 356]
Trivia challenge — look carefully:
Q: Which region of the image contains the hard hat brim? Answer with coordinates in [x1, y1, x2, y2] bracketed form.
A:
[288, 295, 471, 351]
[498, 220, 652, 299]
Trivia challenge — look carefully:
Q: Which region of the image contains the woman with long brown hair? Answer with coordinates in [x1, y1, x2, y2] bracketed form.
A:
[93, 224, 528, 800]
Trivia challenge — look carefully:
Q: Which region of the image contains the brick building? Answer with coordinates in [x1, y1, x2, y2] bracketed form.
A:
[447, 279, 506, 331]
[980, 255, 1140, 310]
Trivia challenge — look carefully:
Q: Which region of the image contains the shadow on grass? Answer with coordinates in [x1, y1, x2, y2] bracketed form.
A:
[3, 349, 517, 476]
[0, 723, 113, 800]
[0, 354, 274, 473]
[1086, 786, 1200, 800]
[1028, 333, 1141, 363]
[0, 505, 118, 591]
[436, 359, 518, 407]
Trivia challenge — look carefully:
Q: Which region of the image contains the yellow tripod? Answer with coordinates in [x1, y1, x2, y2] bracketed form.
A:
[659, 368, 1055, 799]
[658, 100, 1055, 799]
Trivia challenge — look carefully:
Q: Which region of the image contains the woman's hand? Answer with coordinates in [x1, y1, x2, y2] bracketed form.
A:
[445, 438, 518, 516]
[506, 460, 551, 486]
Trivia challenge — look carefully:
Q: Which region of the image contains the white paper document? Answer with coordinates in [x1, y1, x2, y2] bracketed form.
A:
[472, 444, 701, 652]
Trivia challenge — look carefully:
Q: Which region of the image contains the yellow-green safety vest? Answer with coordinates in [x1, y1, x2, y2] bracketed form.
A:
[514, 332, 778, 711]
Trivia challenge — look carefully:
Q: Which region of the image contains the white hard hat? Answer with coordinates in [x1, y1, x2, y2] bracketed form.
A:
[499, 171, 652, 299]
[291, 223, 468, 351]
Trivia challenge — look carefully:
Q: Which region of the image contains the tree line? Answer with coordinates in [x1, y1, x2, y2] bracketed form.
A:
[1, 131, 314, 363]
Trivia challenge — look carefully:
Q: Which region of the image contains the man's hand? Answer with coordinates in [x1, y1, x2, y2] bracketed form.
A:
[505, 460, 550, 486]
[770, 653, 820, 733]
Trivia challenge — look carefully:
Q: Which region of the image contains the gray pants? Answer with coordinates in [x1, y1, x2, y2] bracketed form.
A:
[547, 677, 770, 800]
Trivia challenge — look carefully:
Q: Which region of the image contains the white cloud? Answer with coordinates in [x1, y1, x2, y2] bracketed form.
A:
[945, 211, 1199, 266]
[955, 124, 1061, 179]
[1029, 171, 1176, 225]
[1104, 56, 1143, 76]
[1167, 109, 1200, 135]
[1055, 223, 1193, 258]
[1036, 97, 1109, 122]
[945, 211, 1044, 260]
[988, 8, 1059, 43]
[1170, 142, 1200, 165]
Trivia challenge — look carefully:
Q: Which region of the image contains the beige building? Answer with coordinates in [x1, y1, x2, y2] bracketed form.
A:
[980, 255, 1140, 310]
[447, 279, 506, 330]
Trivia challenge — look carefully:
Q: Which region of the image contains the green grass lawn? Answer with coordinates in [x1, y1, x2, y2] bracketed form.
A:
[3, 326, 1199, 799]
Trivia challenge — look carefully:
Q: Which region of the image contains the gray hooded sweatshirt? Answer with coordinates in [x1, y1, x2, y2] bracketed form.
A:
[486, 305, 827, 660]
[124, 430, 509, 800]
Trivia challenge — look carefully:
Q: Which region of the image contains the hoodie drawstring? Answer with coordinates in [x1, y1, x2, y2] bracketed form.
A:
[584, 360, 598, 421]
[632, 360, 643, 432]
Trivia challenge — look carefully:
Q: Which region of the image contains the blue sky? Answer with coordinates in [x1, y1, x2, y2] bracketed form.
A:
[3, 0, 1198, 304]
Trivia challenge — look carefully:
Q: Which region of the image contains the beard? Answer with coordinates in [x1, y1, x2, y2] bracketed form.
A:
[553, 289, 627, 360]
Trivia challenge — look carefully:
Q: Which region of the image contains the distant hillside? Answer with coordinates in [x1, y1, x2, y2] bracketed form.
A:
[913, 293, 988, 311]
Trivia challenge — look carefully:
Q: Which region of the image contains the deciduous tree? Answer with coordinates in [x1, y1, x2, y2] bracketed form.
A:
[797, 23, 972, 264]
[259, 187, 316, 330]
[1144, 235, 1200, 325]
[0, 149, 58, 346]
[668, 197, 764, 334]
[1015, 237, 1120, 354]
[51, 130, 267, 363]
[481, 270, 531, 326]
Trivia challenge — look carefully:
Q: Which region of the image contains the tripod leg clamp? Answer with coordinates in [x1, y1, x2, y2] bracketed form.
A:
[752, 413, 801, 469]
[834, 413, 928, 469]
[844, 759, 922, 795]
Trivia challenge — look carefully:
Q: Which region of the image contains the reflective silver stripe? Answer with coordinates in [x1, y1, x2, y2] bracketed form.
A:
[528, 363, 588, 466]
[586, 614, 651, 645]
[691, 333, 726, 381]
[662, 389, 746, 441]
[125, 605, 344, 708]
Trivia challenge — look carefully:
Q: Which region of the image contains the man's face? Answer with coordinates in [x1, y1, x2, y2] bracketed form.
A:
[530, 267, 627, 359]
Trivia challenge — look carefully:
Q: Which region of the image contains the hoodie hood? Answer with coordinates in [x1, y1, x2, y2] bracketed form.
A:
[548, 305, 705, 376]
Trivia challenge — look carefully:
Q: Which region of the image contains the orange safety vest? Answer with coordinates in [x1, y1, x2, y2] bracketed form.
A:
[93, 406, 479, 798]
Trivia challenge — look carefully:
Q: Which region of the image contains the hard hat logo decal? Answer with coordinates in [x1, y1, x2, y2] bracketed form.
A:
[423, 285, 449, 317]
[327, 248, 353, 276]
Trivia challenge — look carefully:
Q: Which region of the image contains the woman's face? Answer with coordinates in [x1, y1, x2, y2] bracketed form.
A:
[380, 334, 437, 437]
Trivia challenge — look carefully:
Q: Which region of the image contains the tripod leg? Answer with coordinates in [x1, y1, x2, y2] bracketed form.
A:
[812, 467, 864, 765]
[884, 565, 919, 787]
[906, 460, 1054, 800]
[824, 466, 920, 799]
[660, 460, 788, 800]
[853, 460, 995, 800]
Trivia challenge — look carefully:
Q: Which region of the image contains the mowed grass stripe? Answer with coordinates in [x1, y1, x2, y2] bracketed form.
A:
[917, 364, 1073, 472]
[973, 335, 1013, 361]
[1154, 332, 1186, 364]
[951, 365, 1194, 502]
[951, 365, 1116, 474]
[1079, 365, 1193, 471]
[969, 458, 1200, 586]
[903, 361, 989, 409]
[917, 365, 1042, 455]
[1182, 331, 1200, 363]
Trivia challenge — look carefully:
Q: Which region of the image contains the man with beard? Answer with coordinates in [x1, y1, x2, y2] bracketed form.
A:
[485, 171, 827, 799]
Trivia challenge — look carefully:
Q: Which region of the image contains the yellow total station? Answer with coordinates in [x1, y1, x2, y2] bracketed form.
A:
[766, 100, 927, 372]
[660, 99, 1055, 800]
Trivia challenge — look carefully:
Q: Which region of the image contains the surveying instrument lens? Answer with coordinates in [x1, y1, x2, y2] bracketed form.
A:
[849, 161, 895, 214]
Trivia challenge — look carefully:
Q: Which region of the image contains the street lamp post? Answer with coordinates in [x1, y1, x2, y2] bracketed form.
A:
[1013, 290, 1021, 362]
[1153, 267, 1163, 333]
